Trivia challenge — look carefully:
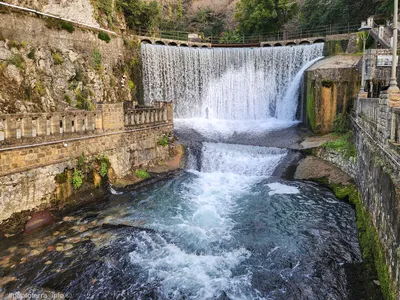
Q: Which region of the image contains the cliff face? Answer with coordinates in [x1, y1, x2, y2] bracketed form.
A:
[4, 0, 99, 26]
[0, 11, 135, 113]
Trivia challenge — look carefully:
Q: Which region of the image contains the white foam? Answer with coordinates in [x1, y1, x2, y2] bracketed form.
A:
[267, 183, 300, 196]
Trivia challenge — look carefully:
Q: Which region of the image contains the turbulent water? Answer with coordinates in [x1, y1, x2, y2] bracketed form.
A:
[141, 44, 324, 121]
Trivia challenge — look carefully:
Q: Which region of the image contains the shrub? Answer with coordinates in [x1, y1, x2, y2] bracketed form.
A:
[27, 49, 36, 60]
[52, 52, 64, 65]
[55, 171, 68, 184]
[71, 170, 84, 189]
[98, 32, 111, 43]
[35, 81, 46, 96]
[64, 94, 72, 105]
[135, 169, 151, 179]
[99, 162, 108, 177]
[158, 136, 169, 146]
[60, 21, 75, 33]
[75, 89, 95, 111]
[128, 80, 135, 91]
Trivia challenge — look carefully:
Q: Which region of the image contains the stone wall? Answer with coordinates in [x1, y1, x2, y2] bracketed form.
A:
[0, 103, 174, 222]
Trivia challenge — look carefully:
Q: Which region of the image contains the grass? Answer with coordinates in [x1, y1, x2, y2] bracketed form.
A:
[324, 131, 356, 159]
[8, 54, 25, 69]
[135, 169, 151, 180]
[158, 136, 169, 146]
[93, 50, 102, 71]
[52, 52, 64, 65]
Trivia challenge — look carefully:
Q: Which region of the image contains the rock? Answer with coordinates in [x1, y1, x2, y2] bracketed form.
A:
[0, 47, 12, 60]
[56, 246, 64, 252]
[63, 216, 76, 222]
[5, 64, 23, 86]
[47, 245, 55, 252]
[53, 231, 60, 236]
[45, 260, 53, 265]
[0, 276, 17, 287]
[24, 211, 55, 234]
[294, 156, 352, 186]
[0, 255, 11, 267]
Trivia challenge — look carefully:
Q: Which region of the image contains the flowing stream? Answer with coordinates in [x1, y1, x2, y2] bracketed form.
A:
[0, 44, 367, 299]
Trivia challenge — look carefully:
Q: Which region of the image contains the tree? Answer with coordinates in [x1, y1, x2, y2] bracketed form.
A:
[235, 0, 298, 34]
[117, 0, 160, 30]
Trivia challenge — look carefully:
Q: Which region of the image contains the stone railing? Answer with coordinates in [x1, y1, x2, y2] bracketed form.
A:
[0, 110, 99, 142]
[357, 97, 380, 126]
[0, 102, 173, 147]
[124, 107, 168, 127]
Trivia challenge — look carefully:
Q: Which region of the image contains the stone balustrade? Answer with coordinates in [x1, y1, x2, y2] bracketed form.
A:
[0, 110, 98, 142]
[0, 102, 172, 147]
[357, 97, 380, 126]
[124, 107, 168, 127]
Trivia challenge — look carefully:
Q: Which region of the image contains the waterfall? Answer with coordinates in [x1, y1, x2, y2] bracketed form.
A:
[141, 44, 324, 121]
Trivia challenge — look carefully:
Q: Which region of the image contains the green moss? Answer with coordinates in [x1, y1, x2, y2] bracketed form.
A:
[52, 52, 64, 65]
[324, 131, 356, 159]
[55, 171, 68, 184]
[135, 169, 151, 179]
[306, 79, 316, 132]
[321, 79, 333, 88]
[46, 18, 75, 33]
[323, 182, 396, 300]
[35, 81, 46, 96]
[333, 113, 349, 134]
[128, 80, 135, 91]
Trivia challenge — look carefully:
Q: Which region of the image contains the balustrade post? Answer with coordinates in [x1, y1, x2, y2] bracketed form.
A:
[0, 119, 5, 141]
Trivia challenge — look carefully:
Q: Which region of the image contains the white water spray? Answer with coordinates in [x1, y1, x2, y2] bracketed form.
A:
[141, 44, 324, 121]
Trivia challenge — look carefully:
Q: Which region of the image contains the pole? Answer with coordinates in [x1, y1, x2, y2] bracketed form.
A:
[389, 0, 399, 91]
[361, 38, 367, 91]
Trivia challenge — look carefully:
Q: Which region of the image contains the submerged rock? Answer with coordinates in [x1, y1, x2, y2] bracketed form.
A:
[24, 211, 55, 234]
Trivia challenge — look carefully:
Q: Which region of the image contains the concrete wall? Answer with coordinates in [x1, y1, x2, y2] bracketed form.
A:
[305, 55, 361, 133]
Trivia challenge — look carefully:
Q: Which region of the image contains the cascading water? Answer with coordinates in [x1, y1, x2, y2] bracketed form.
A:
[0, 44, 371, 300]
[141, 44, 324, 122]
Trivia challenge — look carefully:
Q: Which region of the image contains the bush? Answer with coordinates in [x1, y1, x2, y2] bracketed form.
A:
[158, 136, 169, 146]
[52, 52, 64, 65]
[60, 21, 75, 33]
[128, 80, 135, 91]
[27, 49, 36, 60]
[98, 32, 111, 43]
[135, 169, 151, 179]
[71, 170, 84, 189]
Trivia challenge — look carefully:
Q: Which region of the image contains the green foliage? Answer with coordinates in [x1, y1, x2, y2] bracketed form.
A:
[358, 32, 374, 51]
[94, 154, 110, 177]
[96, 0, 114, 17]
[219, 30, 242, 44]
[158, 136, 169, 146]
[60, 21, 75, 33]
[75, 89, 95, 111]
[78, 153, 87, 170]
[99, 162, 108, 177]
[235, 0, 298, 34]
[35, 81, 46, 96]
[46, 18, 75, 33]
[55, 171, 68, 184]
[185, 9, 225, 38]
[52, 52, 64, 65]
[333, 113, 349, 134]
[324, 131, 356, 158]
[8, 54, 25, 69]
[71, 170, 84, 189]
[92, 50, 102, 71]
[98, 32, 111, 43]
[135, 169, 151, 179]
[7, 40, 23, 50]
[128, 80, 135, 91]
[64, 94, 72, 105]
[117, 0, 160, 30]
[27, 48, 35, 60]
